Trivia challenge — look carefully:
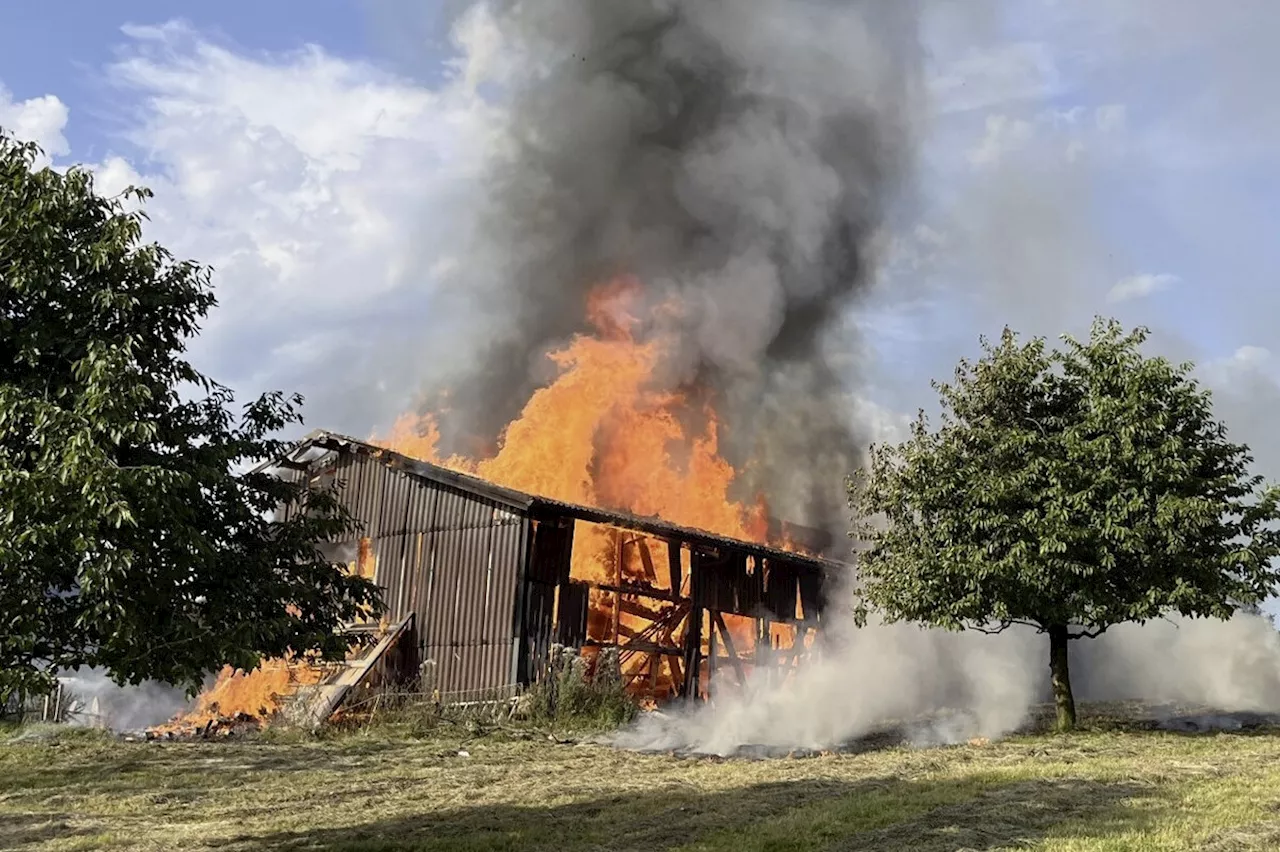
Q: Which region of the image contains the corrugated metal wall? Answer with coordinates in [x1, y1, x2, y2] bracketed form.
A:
[327, 451, 531, 697]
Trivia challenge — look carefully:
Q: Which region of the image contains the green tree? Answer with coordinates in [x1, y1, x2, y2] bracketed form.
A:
[851, 318, 1280, 731]
[0, 130, 382, 702]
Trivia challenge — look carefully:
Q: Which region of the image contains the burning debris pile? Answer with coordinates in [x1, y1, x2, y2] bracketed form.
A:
[146, 660, 326, 740]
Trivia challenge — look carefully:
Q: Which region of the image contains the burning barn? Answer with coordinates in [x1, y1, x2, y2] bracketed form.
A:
[275, 430, 843, 707]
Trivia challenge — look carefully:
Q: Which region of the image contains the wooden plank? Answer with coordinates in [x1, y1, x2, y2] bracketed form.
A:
[583, 638, 684, 657]
[613, 533, 623, 643]
[589, 581, 683, 605]
[636, 538, 658, 582]
[618, 597, 674, 623]
[713, 612, 747, 685]
[293, 614, 415, 729]
[658, 621, 683, 686]
[681, 607, 702, 698]
[667, 540, 683, 595]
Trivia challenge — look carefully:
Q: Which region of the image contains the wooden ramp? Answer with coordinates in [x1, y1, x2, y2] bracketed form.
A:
[287, 613, 414, 729]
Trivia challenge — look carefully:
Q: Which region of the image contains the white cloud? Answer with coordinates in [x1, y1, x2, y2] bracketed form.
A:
[1095, 104, 1127, 133]
[1204, 346, 1274, 387]
[930, 41, 1061, 114]
[1107, 272, 1179, 304]
[965, 102, 1132, 170]
[967, 113, 1034, 167]
[0, 85, 70, 162]
[2, 21, 508, 436]
[1231, 345, 1273, 367]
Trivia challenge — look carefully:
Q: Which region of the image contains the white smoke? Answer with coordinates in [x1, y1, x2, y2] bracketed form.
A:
[1074, 612, 1280, 712]
[612, 599, 1044, 755]
[610, 604, 1280, 755]
[55, 669, 194, 732]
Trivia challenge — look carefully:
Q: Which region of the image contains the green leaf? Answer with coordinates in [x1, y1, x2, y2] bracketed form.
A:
[0, 128, 383, 702]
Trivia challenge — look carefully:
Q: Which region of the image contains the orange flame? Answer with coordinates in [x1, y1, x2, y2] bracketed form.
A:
[157, 277, 809, 728]
[381, 277, 767, 544]
[379, 278, 802, 699]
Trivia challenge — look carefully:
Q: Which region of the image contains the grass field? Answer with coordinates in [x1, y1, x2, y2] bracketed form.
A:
[4, 710, 1280, 851]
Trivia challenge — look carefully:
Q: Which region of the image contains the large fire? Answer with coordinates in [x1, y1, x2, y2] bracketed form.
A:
[380, 277, 807, 702]
[152, 279, 807, 735]
[383, 277, 769, 543]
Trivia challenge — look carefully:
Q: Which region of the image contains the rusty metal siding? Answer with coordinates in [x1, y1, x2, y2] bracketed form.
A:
[322, 450, 530, 696]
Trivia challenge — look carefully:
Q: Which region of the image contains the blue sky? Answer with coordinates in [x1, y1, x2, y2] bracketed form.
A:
[3, 1, 1280, 482]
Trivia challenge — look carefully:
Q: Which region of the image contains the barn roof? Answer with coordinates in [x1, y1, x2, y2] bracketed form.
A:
[279, 430, 845, 574]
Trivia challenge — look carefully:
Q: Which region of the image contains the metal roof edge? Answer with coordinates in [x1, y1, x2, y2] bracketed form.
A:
[279, 430, 849, 573]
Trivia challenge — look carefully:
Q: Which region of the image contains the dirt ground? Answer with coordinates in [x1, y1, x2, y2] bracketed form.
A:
[4, 709, 1280, 851]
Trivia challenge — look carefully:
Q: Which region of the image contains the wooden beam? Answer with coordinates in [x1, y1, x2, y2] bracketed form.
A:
[618, 597, 674, 623]
[708, 615, 718, 700]
[712, 613, 747, 685]
[588, 581, 684, 605]
[667, 540, 683, 595]
[584, 638, 683, 657]
[659, 622, 683, 687]
[610, 532, 625, 644]
[636, 538, 658, 582]
[681, 608, 702, 698]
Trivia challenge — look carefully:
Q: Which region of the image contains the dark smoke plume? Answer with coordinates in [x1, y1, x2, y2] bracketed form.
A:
[430, 0, 923, 542]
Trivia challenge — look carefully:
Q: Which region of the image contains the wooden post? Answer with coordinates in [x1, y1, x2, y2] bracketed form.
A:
[713, 613, 747, 686]
[667, 540, 683, 594]
[772, 632, 780, 691]
[708, 612, 718, 701]
[637, 538, 658, 582]
[759, 616, 772, 690]
[680, 546, 703, 700]
[681, 605, 702, 699]
[612, 532, 623, 644]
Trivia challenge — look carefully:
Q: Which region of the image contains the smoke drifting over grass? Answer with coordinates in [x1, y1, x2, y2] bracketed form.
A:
[429, 0, 924, 539]
[56, 670, 193, 732]
[613, 615, 1044, 755]
[1075, 613, 1280, 713]
[611, 611, 1280, 755]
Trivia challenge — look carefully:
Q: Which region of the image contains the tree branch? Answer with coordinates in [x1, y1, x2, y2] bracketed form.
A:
[969, 619, 1042, 635]
[1068, 626, 1108, 640]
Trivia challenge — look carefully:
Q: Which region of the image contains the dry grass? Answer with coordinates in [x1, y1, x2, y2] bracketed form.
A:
[4, 710, 1280, 851]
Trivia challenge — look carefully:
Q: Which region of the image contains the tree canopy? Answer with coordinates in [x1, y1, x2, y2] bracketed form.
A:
[850, 318, 1280, 730]
[0, 130, 382, 702]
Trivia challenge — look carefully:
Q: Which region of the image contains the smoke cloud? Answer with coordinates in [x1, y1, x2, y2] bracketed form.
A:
[614, 610, 1044, 755]
[398, 2, 1280, 753]
[1074, 613, 1280, 712]
[423, 0, 924, 539]
[55, 669, 193, 732]
[611, 609, 1280, 755]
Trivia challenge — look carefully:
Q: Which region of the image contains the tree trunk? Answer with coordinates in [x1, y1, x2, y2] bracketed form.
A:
[1048, 624, 1076, 732]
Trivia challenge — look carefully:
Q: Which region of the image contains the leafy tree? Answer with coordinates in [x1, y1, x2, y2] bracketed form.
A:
[851, 318, 1280, 731]
[0, 130, 382, 702]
